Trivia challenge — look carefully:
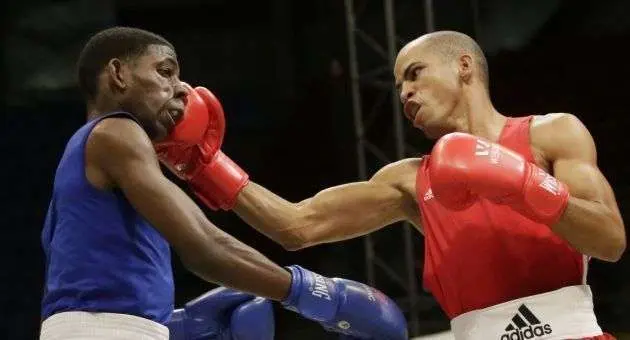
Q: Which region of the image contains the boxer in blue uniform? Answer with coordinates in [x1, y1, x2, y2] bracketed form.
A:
[39, 26, 408, 340]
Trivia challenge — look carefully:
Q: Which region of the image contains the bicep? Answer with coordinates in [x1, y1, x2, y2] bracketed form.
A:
[303, 180, 408, 221]
[297, 164, 419, 242]
[553, 158, 618, 210]
[544, 114, 621, 218]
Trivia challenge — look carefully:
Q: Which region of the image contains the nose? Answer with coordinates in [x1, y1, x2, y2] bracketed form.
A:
[399, 82, 413, 103]
[174, 81, 189, 106]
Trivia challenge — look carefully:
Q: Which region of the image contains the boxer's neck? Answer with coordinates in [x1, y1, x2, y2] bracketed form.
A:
[453, 85, 505, 142]
[86, 95, 124, 121]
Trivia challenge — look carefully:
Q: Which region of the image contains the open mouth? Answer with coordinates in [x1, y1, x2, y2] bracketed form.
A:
[168, 110, 177, 123]
[403, 101, 421, 121]
[163, 109, 182, 133]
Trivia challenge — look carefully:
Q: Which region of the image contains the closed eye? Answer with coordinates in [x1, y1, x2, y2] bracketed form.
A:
[409, 66, 423, 80]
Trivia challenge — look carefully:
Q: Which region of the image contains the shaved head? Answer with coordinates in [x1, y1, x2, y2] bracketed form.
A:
[397, 31, 489, 90]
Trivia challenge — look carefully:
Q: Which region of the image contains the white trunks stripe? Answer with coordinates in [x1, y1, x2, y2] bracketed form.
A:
[450, 285, 603, 340]
[40, 311, 169, 340]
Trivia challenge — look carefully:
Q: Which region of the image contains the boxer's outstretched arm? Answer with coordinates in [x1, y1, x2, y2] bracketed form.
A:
[533, 113, 626, 262]
[87, 118, 291, 300]
[234, 159, 421, 250]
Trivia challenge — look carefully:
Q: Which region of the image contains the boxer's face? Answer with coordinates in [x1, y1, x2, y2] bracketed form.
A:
[109, 44, 187, 141]
[394, 43, 463, 139]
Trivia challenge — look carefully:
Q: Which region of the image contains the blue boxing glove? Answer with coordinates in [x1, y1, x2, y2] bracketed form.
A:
[167, 287, 274, 340]
[282, 265, 408, 339]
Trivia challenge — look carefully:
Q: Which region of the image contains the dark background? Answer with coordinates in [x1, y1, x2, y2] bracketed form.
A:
[3, 0, 630, 339]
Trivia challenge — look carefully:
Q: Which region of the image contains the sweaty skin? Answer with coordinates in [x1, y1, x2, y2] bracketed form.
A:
[233, 31, 625, 262]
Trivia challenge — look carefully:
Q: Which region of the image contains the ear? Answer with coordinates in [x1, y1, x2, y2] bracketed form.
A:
[105, 58, 129, 93]
[458, 54, 473, 84]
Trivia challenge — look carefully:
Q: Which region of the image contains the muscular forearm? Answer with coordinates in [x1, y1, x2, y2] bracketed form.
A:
[234, 180, 407, 250]
[234, 181, 351, 250]
[183, 214, 291, 301]
[234, 182, 305, 249]
[552, 197, 626, 262]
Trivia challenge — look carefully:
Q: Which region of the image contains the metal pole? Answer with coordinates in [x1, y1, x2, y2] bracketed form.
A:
[424, 0, 436, 32]
[384, 0, 420, 334]
[344, 0, 375, 286]
[384, 0, 404, 160]
[471, 0, 481, 39]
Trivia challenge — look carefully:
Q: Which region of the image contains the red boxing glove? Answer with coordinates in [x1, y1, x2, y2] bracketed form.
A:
[161, 82, 211, 148]
[155, 86, 249, 210]
[428, 132, 569, 226]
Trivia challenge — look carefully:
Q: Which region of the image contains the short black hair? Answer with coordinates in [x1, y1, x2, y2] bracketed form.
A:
[76, 26, 174, 100]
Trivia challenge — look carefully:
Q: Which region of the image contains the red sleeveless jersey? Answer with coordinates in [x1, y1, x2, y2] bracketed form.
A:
[416, 116, 587, 319]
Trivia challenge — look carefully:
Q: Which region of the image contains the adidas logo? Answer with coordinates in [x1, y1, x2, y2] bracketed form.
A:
[538, 169, 561, 195]
[423, 188, 434, 201]
[499, 304, 552, 340]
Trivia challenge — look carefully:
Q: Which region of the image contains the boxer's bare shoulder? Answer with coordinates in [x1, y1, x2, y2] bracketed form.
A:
[374, 158, 421, 198]
[529, 113, 595, 171]
[86, 117, 155, 190]
[373, 157, 423, 230]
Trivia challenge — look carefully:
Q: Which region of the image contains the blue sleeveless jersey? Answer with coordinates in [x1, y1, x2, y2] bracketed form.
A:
[41, 112, 174, 323]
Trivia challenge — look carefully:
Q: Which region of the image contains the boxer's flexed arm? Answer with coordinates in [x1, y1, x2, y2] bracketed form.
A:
[234, 159, 422, 250]
[531, 113, 625, 261]
[430, 113, 625, 262]
[87, 117, 291, 300]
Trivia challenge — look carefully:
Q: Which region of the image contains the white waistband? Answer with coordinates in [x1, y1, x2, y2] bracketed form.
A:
[450, 285, 602, 340]
[40, 311, 169, 340]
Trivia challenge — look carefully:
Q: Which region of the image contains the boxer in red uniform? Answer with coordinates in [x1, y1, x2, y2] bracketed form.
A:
[160, 31, 625, 339]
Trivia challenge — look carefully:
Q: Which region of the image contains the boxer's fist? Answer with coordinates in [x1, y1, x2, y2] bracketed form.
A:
[167, 287, 274, 340]
[231, 297, 274, 340]
[155, 86, 223, 180]
[282, 266, 408, 340]
[429, 132, 569, 225]
[160, 83, 216, 148]
[156, 85, 249, 210]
